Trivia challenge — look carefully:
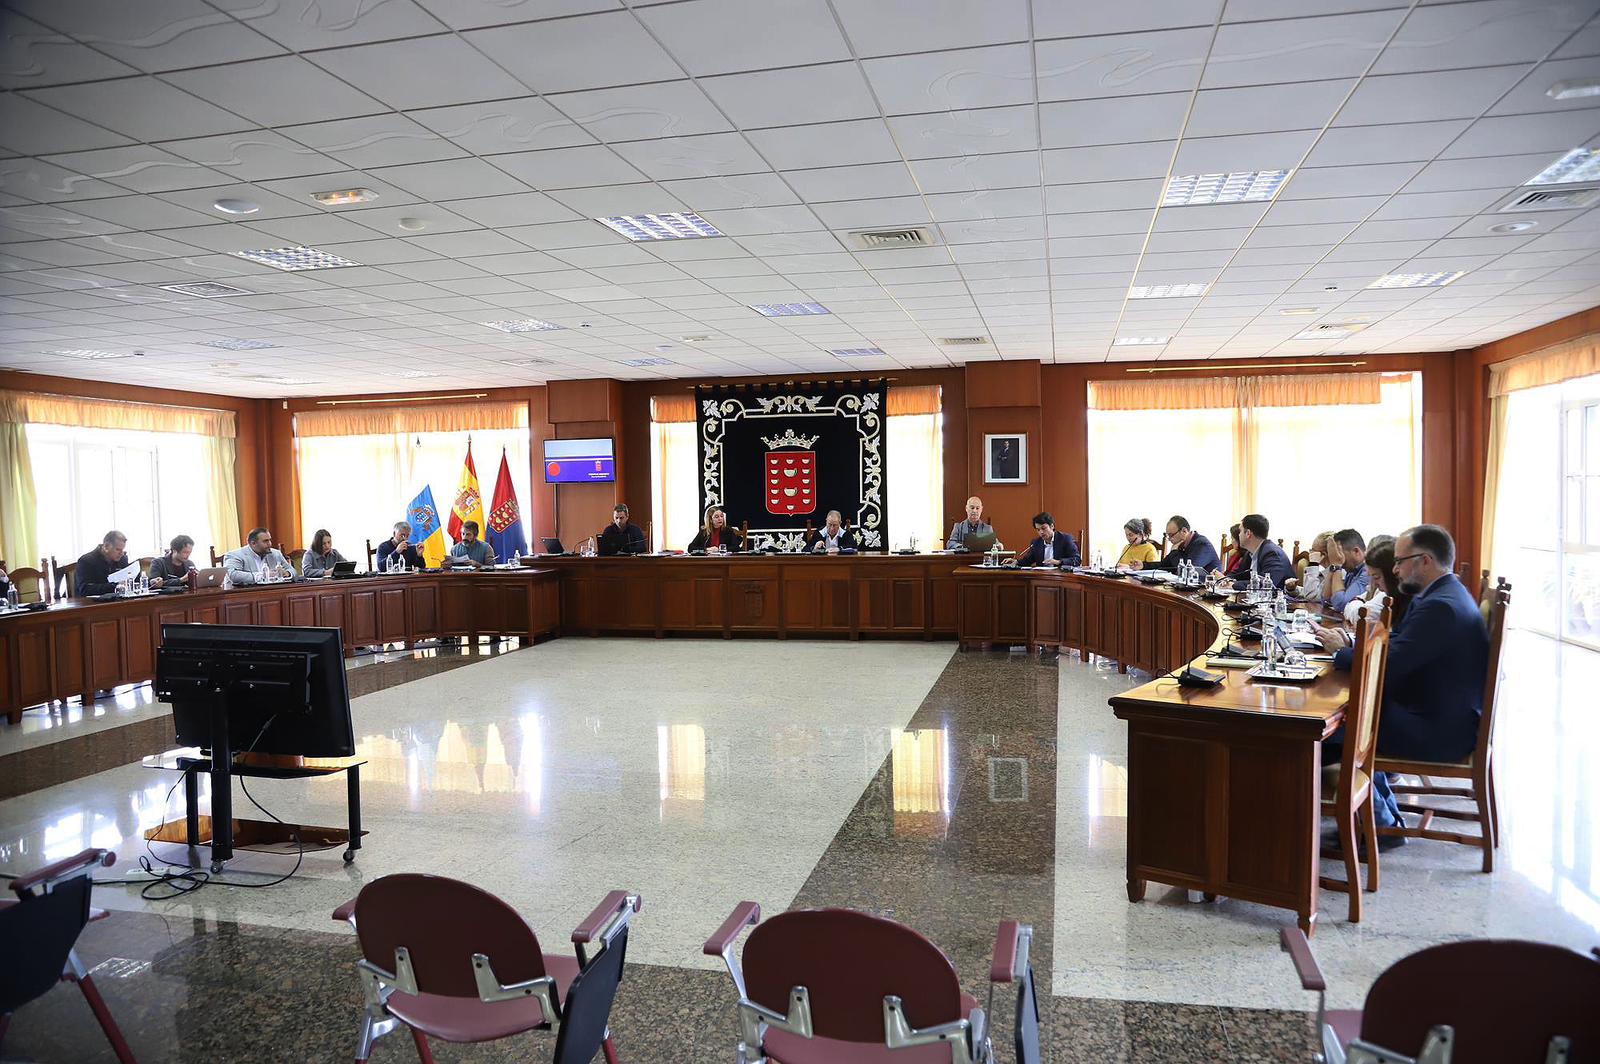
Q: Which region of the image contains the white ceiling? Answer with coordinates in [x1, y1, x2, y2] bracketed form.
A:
[2, 0, 1599, 396]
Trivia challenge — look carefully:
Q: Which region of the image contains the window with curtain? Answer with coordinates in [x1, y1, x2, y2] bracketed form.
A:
[1087, 372, 1421, 558]
[294, 402, 530, 561]
[648, 386, 944, 551]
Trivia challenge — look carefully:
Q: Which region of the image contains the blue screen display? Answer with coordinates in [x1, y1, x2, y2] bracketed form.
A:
[544, 438, 615, 483]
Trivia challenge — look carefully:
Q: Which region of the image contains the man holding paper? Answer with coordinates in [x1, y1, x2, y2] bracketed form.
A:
[76, 530, 132, 596]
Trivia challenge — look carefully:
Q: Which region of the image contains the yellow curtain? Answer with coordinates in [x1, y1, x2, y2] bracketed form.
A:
[650, 393, 696, 423]
[11, 392, 236, 437]
[205, 435, 242, 553]
[1488, 333, 1600, 396]
[294, 402, 527, 437]
[1089, 373, 1383, 411]
[888, 385, 942, 416]
[0, 396, 39, 567]
[1480, 394, 1508, 576]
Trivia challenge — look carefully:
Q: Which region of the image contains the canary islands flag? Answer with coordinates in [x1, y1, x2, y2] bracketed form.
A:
[406, 485, 446, 568]
[486, 448, 528, 562]
[447, 440, 486, 545]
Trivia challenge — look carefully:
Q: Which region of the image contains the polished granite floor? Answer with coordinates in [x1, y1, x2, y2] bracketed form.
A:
[1, 631, 1595, 1062]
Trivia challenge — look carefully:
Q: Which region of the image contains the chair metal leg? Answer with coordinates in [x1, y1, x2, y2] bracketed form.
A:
[77, 974, 138, 1064]
[603, 1035, 621, 1064]
[411, 1027, 438, 1064]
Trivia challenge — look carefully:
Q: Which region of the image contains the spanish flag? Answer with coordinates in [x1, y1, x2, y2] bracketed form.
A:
[447, 440, 486, 546]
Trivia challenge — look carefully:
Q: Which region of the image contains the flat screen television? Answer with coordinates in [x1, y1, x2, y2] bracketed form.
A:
[156, 624, 355, 757]
[544, 437, 616, 483]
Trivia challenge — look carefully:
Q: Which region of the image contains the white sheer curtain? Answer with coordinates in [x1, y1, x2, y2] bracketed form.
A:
[651, 419, 702, 552]
[887, 412, 944, 550]
[1087, 373, 1422, 555]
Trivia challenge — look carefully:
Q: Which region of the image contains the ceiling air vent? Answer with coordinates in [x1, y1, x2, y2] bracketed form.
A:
[501, 357, 552, 367]
[1295, 322, 1369, 340]
[158, 281, 251, 298]
[1499, 186, 1600, 212]
[848, 226, 936, 250]
[937, 336, 989, 346]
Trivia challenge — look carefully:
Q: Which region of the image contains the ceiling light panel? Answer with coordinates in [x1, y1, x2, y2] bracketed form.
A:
[597, 212, 724, 241]
[311, 188, 378, 206]
[750, 302, 831, 316]
[1163, 170, 1290, 207]
[1127, 283, 1209, 298]
[1367, 272, 1464, 289]
[1112, 336, 1170, 346]
[483, 319, 566, 333]
[196, 339, 278, 350]
[620, 357, 674, 367]
[232, 246, 363, 272]
[829, 347, 887, 357]
[1525, 148, 1600, 185]
[158, 282, 251, 298]
[50, 349, 135, 360]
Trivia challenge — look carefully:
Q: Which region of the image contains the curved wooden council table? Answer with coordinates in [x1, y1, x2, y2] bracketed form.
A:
[955, 565, 1350, 934]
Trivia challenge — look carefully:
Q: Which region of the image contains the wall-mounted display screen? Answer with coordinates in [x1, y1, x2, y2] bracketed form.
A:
[544, 437, 616, 483]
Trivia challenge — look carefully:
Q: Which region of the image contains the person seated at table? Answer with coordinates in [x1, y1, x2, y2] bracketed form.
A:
[1339, 533, 1394, 624]
[445, 521, 497, 568]
[946, 496, 995, 550]
[598, 503, 647, 556]
[76, 530, 132, 596]
[1284, 531, 1341, 602]
[1234, 513, 1292, 589]
[1326, 528, 1369, 611]
[1009, 512, 1080, 568]
[0, 561, 11, 601]
[1116, 517, 1158, 568]
[147, 534, 197, 587]
[301, 529, 347, 578]
[1315, 525, 1487, 842]
[375, 521, 422, 571]
[224, 528, 292, 585]
[687, 506, 744, 553]
[1146, 515, 1220, 573]
[1221, 522, 1250, 579]
[810, 510, 857, 553]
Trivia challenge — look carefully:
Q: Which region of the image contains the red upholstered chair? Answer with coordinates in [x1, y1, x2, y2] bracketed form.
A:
[1281, 927, 1600, 1063]
[704, 904, 1039, 1064]
[332, 875, 639, 1064]
[0, 848, 137, 1063]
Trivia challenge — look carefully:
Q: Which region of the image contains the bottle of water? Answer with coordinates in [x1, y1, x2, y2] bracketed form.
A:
[6, 584, 19, 610]
[1094, 550, 1103, 570]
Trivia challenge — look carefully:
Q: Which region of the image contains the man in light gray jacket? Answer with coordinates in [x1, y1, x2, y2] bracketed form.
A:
[224, 527, 293, 585]
[946, 495, 997, 551]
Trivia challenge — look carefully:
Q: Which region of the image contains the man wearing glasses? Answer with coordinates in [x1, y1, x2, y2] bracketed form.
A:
[1315, 524, 1489, 850]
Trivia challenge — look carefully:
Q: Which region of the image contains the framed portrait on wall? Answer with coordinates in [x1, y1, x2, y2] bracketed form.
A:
[984, 433, 1026, 484]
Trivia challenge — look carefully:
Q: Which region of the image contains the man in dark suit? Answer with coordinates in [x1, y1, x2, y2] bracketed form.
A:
[598, 503, 647, 556]
[1150, 514, 1220, 573]
[1318, 524, 1489, 845]
[76, 530, 131, 596]
[1010, 512, 1080, 568]
[809, 510, 857, 553]
[1233, 513, 1292, 589]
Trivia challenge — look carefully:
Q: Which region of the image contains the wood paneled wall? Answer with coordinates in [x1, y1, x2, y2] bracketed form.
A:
[12, 305, 1598, 573]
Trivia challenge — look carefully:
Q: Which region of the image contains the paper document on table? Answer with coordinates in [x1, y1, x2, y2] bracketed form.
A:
[110, 561, 141, 582]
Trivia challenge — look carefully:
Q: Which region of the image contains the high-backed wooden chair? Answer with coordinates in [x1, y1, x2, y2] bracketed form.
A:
[136, 556, 154, 578]
[365, 539, 376, 571]
[1292, 550, 1311, 584]
[4, 561, 48, 604]
[1076, 528, 1086, 562]
[1376, 578, 1510, 872]
[48, 556, 76, 600]
[208, 545, 222, 567]
[287, 548, 306, 572]
[1321, 603, 1390, 923]
[1218, 534, 1235, 573]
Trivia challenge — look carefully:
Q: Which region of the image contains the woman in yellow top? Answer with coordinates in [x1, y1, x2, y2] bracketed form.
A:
[1117, 517, 1159, 568]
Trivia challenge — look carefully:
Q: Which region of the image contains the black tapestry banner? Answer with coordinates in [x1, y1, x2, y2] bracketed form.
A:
[698, 380, 888, 551]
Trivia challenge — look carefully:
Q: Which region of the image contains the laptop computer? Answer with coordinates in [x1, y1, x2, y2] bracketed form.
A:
[962, 530, 998, 553]
[194, 567, 226, 588]
[541, 537, 567, 555]
[331, 560, 359, 578]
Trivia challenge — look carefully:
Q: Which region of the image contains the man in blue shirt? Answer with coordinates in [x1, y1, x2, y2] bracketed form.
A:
[1010, 512, 1080, 568]
[1318, 524, 1489, 849]
[1150, 515, 1220, 573]
[446, 521, 497, 569]
[1327, 528, 1370, 611]
[1233, 513, 1293, 589]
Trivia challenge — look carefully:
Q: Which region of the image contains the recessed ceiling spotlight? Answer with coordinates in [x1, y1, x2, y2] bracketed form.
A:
[1488, 220, 1538, 234]
[1323, 284, 1340, 291]
[678, 334, 715, 343]
[830, 347, 887, 357]
[1112, 336, 1170, 346]
[653, 343, 674, 351]
[749, 302, 831, 316]
[1368, 271, 1464, 289]
[232, 246, 362, 271]
[1525, 147, 1600, 185]
[1294, 322, 1369, 340]
[1547, 78, 1600, 100]
[1278, 307, 1320, 315]
[620, 357, 674, 367]
[158, 281, 251, 298]
[209, 360, 239, 369]
[597, 212, 723, 241]
[49, 349, 138, 360]
[396, 217, 427, 231]
[397, 370, 437, 379]
[196, 338, 278, 350]
[1162, 170, 1290, 207]
[212, 198, 260, 215]
[1127, 283, 1208, 299]
[483, 318, 565, 333]
[310, 188, 378, 206]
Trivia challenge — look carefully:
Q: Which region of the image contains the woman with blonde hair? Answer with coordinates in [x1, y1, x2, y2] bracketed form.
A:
[1118, 517, 1159, 568]
[687, 505, 744, 553]
[1286, 530, 1343, 602]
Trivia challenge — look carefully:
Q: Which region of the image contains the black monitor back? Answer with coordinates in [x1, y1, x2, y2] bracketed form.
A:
[157, 624, 354, 757]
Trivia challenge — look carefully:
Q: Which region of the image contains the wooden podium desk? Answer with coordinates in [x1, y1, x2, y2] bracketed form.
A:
[0, 569, 561, 724]
[954, 566, 1348, 933]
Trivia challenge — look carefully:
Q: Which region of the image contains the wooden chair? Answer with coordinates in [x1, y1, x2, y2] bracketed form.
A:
[1158, 532, 1169, 558]
[1218, 534, 1236, 573]
[136, 556, 154, 578]
[4, 560, 48, 604]
[208, 545, 222, 567]
[1376, 578, 1510, 872]
[1292, 550, 1311, 584]
[49, 556, 75, 601]
[1076, 528, 1087, 562]
[365, 539, 376, 572]
[287, 548, 306, 573]
[1321, 602, 1390, 923]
